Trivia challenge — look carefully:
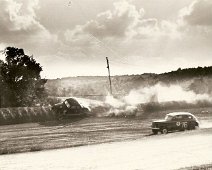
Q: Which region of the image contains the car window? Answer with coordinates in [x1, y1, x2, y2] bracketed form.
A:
[165, 115, 173, 121]
[188, 115, 192, 119]
[171, 115, 182, 120]
[182, 115, 188, 119]
[182, 115, 193, 119]
[65, 101, 71, 108]
[171, 116, 177, 120]
[179, 115, 183, 119]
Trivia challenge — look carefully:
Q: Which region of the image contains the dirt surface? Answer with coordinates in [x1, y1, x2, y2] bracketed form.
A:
[0, 117, 153, 154]
[1, 113, 212, 154]
[0, 113, 212, 170]
[0, 127, 212, 170]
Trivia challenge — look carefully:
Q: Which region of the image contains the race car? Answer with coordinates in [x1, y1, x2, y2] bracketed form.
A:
[151, 112, 199, 134]
[52, 98, 90, 120]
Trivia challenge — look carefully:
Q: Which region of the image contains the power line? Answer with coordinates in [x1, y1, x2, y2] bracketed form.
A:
[109, 59, 142, 68]
[69, 1, 127, 58]
[68, 0, 144, 69]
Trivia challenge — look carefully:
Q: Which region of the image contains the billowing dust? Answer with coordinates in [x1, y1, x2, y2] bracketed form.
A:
[73, 83, 212, 117]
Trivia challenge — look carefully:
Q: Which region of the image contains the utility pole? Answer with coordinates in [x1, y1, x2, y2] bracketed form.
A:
[106, 57, 112, 95]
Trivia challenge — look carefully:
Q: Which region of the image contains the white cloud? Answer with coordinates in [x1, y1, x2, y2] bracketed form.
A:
[64, 0, 188, 47]
[63, 0, 166, 63]
[0, 0, 55, 45]
[179, 0, 212, 26]
[0, 0, 40, 33]
[0, 0, 212, 78]
[61, 0, 212, 75]
[175, 0, 212, 43]
[65, 0, 159, 41]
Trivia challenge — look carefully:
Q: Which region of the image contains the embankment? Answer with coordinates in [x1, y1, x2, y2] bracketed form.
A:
[0, 107, 53, 125]
[1, 101, 212, 126]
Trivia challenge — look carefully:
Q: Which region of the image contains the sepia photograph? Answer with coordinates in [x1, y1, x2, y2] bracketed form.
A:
[0, 0, 212, 169]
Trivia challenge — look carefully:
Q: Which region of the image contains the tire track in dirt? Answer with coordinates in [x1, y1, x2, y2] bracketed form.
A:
[1, 128, 212, 170]
[0, 114, 211, 155]
[0, 117, 151, 154]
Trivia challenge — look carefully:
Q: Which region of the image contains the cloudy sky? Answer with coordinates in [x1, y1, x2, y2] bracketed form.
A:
[0, 0, 212, 78]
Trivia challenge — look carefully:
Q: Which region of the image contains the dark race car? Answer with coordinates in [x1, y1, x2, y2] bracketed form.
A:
[52, 98, 90, 120]
[151, 112, 199, 134]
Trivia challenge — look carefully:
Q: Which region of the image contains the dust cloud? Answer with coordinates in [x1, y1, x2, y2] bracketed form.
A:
[76, 83, 212, 117]
[200, 121, 212, 128]
[124, 84, 212, 105]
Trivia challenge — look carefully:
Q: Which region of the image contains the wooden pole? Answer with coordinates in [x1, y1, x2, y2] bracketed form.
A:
[106, 57, 112, 95]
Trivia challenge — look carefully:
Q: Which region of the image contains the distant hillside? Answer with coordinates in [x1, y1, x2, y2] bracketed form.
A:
[45, 66, 212, 97]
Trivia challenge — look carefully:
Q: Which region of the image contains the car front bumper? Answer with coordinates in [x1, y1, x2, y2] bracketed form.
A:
[151, 127, 160, 130]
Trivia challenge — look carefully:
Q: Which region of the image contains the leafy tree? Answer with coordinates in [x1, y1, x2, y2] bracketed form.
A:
[1, 47, 47, 107]
[0, 60, 5, 107]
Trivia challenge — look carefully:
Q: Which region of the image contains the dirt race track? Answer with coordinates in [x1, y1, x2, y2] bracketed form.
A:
[0, 117, 152, 154]
[0, 114, 212, 170]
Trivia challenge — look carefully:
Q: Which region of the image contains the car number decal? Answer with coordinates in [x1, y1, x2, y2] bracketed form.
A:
[176, 122, 181, 126]
[182, 122, 188, 128]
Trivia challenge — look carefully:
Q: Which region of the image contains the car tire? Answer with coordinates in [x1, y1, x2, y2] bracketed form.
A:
[161, 128, 168, 134]
[188, 125, 195, 130]
[183, 126, 188, 131]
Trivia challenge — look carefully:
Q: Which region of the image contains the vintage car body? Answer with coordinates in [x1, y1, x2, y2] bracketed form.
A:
[52, 98, 90, 120]
[151, 112, 199, 134]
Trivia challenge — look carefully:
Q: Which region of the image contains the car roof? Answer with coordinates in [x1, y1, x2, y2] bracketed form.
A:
[65, 98, 80, 105]
[167, 112, 194, 116]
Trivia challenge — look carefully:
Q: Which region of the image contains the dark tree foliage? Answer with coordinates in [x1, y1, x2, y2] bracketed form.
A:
[165, 66, 212, 78]
[1, 47, 47, 107]
[0, 60, 5, 107]
[159, 66, 212, 83]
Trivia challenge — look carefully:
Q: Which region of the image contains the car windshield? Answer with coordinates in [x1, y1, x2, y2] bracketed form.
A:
[64, 100, 71, 108]
[165, 115, 173, 121]
[192, 115, 198, 121]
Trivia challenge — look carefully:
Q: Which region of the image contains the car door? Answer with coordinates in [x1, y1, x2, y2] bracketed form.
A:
[186, 115, 196, 128]
[172, 115, 184, 130]
[168, 116, 179, 131]
[181, 116, 189, 129]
